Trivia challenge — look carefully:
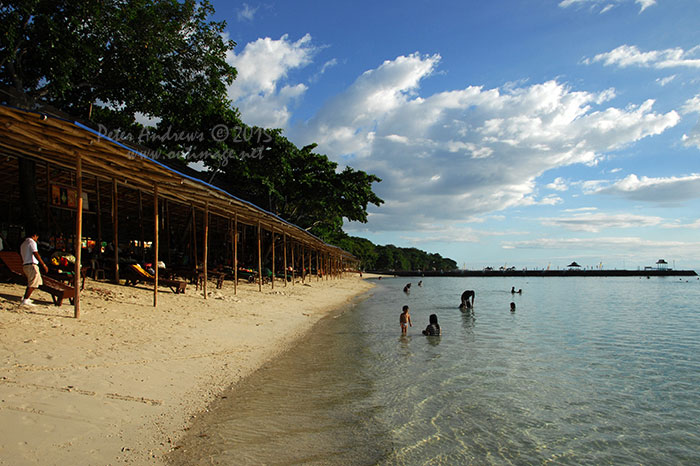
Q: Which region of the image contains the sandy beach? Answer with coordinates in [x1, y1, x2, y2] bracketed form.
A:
[0, 274, 375, 465]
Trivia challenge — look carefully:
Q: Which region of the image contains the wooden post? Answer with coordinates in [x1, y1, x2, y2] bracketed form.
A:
[153, 184, 159, 307]
[257, 220, 262, 292]
[112, 178, 119, 283]
[316, 250, 320, 281]
[74, 154, 83, 319]
[138, 190, 145, 263]
[291, 241, 295, 286]
[203, 202, 209, 299]
[283, 232, 288, 287]
[301, 247, 305, 284]
[96, 178, 102, 257]
[308, 247, 311, 284]
[271, 229, 275, 290]
[191, 205, 198, 269]
[165, 200, 171, 267]
[233, 213, 238, 295]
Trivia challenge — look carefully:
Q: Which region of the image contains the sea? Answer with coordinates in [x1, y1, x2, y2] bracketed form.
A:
[169, 275, 700, 465]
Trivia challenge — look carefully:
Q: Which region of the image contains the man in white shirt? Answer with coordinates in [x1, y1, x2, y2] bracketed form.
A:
[20, 231, 49, 307]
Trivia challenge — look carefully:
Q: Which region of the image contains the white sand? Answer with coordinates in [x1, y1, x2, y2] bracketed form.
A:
[0, 273, 373, 465]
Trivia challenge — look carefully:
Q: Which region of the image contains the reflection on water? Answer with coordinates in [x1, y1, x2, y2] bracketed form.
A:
[170, 276, 700, 465]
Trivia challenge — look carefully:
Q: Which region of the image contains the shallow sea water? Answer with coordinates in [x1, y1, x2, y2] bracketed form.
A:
[170, 275, 700, 465]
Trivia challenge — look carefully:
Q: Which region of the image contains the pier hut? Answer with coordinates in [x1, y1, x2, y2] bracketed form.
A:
[0, 104, 358, 318]
[656, 259, 669, 270]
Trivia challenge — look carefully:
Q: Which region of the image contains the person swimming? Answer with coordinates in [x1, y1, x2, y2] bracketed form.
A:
[460, 290, 475, 308]
[510, 302, 516, 312]
[422, 313, 441, 336]
[403, 283, 411, 294]
[511, 286, 522, 294]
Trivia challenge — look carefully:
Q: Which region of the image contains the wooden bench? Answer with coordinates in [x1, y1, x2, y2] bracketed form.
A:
[123, 264, 187, 294]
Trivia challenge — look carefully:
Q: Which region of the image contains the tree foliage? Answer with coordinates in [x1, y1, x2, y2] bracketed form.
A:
[0, 0, 235, 121]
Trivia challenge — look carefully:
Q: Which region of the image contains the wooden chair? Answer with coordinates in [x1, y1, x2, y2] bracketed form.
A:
[0, 251, 76, 306]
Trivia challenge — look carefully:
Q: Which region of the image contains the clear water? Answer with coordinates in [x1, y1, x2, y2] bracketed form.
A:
[170, 276, 700, 465]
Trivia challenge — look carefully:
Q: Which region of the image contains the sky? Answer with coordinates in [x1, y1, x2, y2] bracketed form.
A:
[209, 0, 700, 271]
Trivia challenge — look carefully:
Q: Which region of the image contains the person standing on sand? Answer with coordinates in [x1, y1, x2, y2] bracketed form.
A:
[20, 231, 49, 307]
[400, 305, 412, 334]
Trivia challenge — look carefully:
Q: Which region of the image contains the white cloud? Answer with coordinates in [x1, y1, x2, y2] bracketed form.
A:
[225, 34, 316, 128]
[547, 177, 569, 191]
[559, 0, 656, 13]
[593, 173, 700, 202]
[539, 212, 664, 232]
[584, 45, 700, 69]
[237, 3, 258, 21]
[682, 94, 700, 114]
[656, 75, 677, 86]
[290, 54, 679, 230]
[562, 207, 598, 212]
[502, 237, 700, 261]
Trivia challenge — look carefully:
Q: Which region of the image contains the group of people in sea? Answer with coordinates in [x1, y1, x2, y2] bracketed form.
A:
[400, 282, 524, 335]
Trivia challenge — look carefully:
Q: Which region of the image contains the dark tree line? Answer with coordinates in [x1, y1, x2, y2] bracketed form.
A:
[1, 0, 455, 268]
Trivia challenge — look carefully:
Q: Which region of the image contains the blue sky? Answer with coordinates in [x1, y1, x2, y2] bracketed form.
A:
[210, 0, 700, 270]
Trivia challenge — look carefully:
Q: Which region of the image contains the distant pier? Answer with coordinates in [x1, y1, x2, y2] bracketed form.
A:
[372, 269, 698, 278]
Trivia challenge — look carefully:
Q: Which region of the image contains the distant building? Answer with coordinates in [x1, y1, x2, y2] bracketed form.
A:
[656, 259, 669, 270]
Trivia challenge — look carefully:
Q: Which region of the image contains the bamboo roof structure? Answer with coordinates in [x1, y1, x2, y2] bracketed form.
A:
[0, 104, 355, 261]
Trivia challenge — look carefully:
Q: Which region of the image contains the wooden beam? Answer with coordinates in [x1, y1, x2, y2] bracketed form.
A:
[153, 183, 159, 307]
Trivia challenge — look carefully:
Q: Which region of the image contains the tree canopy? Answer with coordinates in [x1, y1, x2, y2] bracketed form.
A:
[1, 0, 455, 268]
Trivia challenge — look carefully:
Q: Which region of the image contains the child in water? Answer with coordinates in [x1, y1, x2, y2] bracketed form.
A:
[400, 305, 412, 334]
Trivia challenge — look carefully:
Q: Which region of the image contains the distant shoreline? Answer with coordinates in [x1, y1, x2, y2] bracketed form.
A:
[370, 269, 698, 277]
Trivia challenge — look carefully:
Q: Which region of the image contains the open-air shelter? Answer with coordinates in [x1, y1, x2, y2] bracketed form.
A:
[0, 104, 357, 318]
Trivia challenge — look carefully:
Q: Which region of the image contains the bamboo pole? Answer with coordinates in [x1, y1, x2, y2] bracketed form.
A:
[234, 213, 238, 295]
[316, 249, 320, 281]
[257, 220, 262, 292]
[112, 178, 119, 283]
[203, 201, 209, 299]
[74, 154, 83, 319]
[153, 184, 159, 307]
[308, 247, 311, 284]
[271, 230, 275, 290]
[283, 232, 288, 287]
[301, 247, 305, 284]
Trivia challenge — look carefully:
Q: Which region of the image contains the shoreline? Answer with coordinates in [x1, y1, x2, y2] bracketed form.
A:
[0, 274, 374, 465]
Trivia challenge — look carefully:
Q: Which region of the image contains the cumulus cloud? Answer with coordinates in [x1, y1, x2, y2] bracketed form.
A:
[225, 34, 317, 128]
[584, 45, 700, 69]
[291, 54, 679, 230]
[559, 0, 656, 13]
[547, 177, 569, 191]
[592, 173, 700, 202]
[539, 212, 664, 232]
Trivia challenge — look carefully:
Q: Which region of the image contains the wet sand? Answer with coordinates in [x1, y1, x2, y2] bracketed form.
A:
[0, 273, 374, 465]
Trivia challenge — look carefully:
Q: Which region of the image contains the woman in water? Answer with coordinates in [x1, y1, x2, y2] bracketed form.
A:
[422, 314, 441, 336]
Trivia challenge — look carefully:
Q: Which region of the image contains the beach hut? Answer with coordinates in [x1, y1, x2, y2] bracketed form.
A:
[567, 261, 581, 269]
[0, 104, 359, 317]
[656, 259, 669, 270]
